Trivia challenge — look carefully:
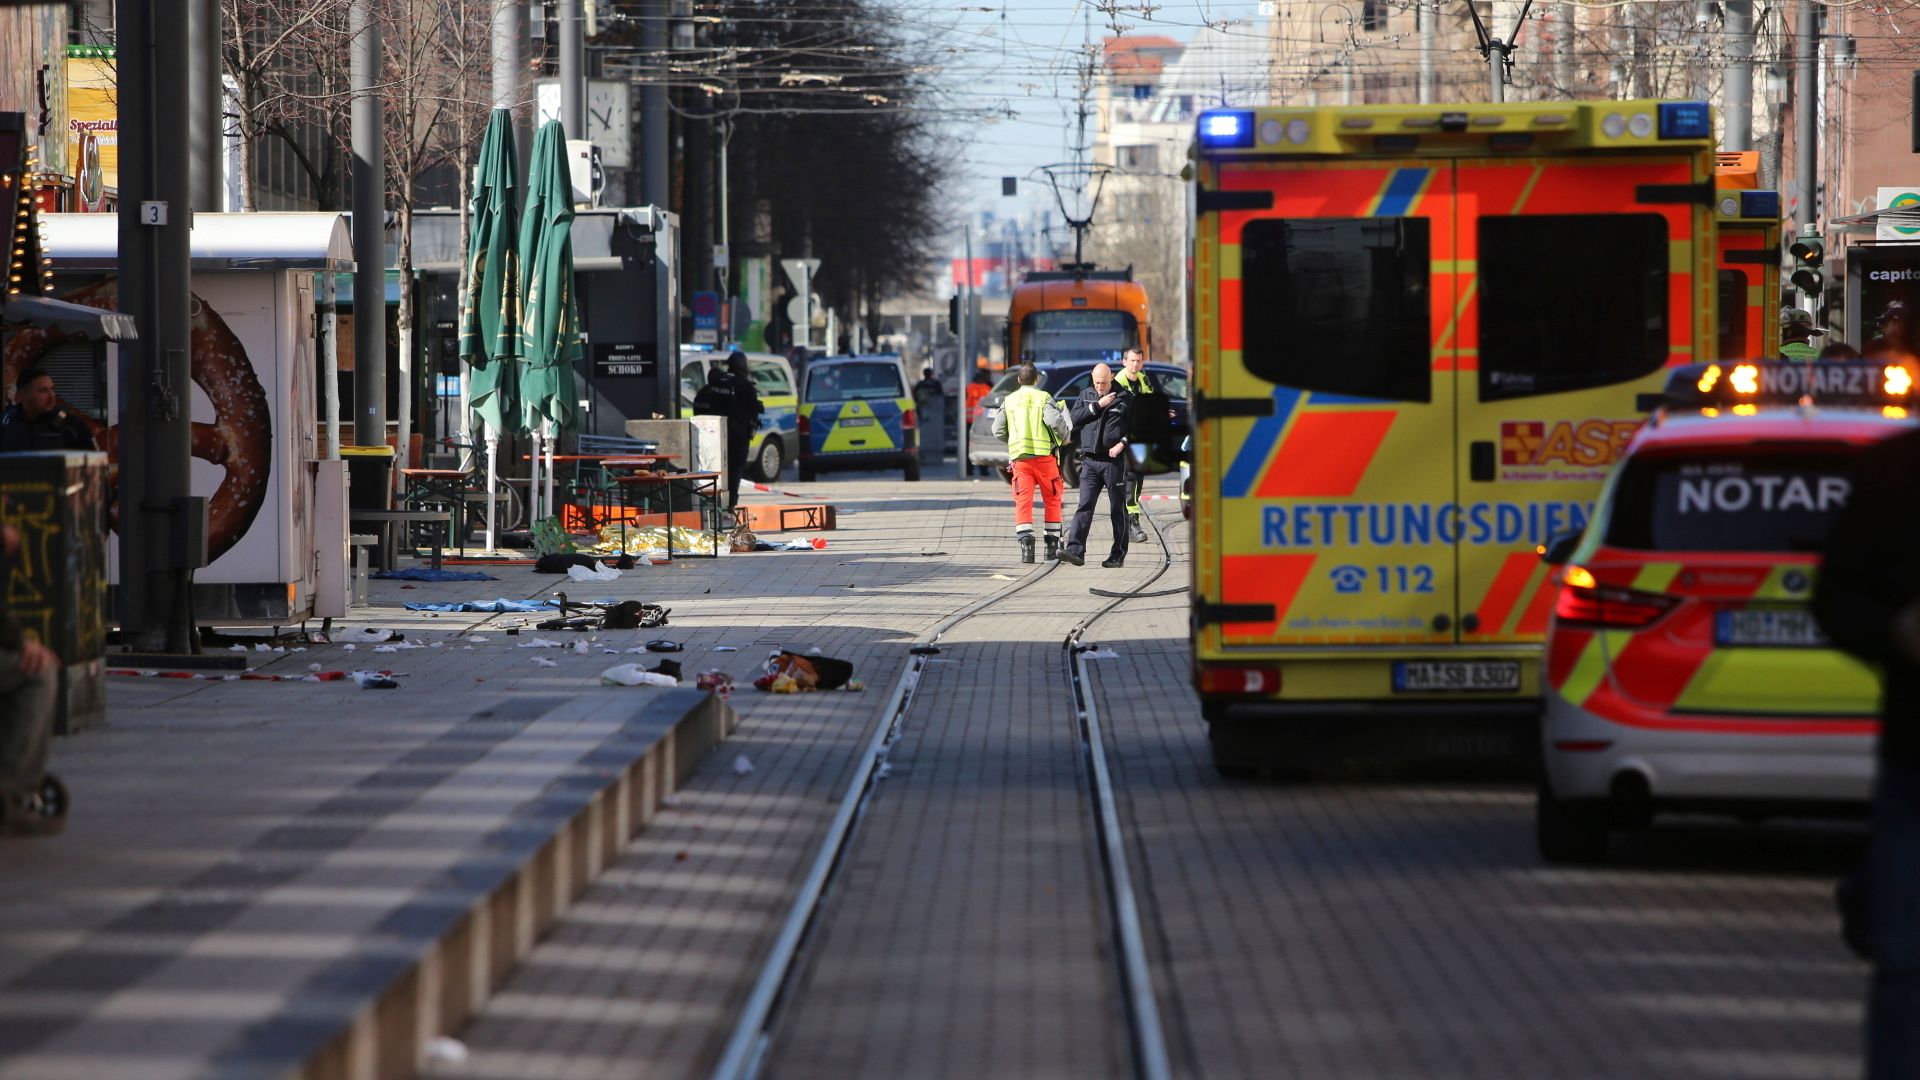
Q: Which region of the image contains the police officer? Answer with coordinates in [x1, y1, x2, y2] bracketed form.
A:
[1113, 347, 1166, 543]
[1058, 362, 1131, 568]
[991, 363, 1070, 563]
[692, 352, 763, 507]
[0, 368, 97, 453]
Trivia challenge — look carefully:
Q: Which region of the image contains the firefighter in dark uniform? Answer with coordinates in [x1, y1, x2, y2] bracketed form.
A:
[0, 368, 97, 453]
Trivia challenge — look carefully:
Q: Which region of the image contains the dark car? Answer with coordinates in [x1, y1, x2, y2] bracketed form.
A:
[966, 361, 1189, 485]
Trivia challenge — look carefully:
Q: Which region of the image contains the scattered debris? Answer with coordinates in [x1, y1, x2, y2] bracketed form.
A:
[567, 562, 623, 582]
[600, 664, 678, 687]
[352, 671, 400, 689]
[532, 656, 559, 668]
[696, 671, 734, 696]
[1079, 648, 1120, 660]
[644, 639, 683, 653]
[732, 754, 754, 776]
[342, 628, 397, 643]
[373, 567, 497, 581]
[422, 1036, 469, 1066]
[517, 638, 566, 649]
[753, 650, 854, 692]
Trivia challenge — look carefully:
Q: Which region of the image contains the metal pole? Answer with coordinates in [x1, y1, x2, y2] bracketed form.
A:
[1724, 0, 1754, 150]
[117, 0, 198, 652]
[351, 0, 387, 450]
[1488, 39, 1506, 103]
[1796, 0, 1819, 314]
[559, 0, 583, 139]
[186, 0, 223, 212]
[642, 0, 670, 208]
[1418, 0, 1435, 104]
[492, 0, 522, 110]
[958, 222, 972, 480]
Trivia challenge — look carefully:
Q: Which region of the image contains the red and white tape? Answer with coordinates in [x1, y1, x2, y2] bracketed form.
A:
[107, 668, 389, 683]
[749, 481, 809, 498]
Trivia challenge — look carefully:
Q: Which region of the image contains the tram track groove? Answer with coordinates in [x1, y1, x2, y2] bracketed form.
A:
[708, 499, 1184, 1080]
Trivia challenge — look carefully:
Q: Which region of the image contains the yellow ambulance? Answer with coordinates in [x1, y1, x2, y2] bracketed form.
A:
[1187, 101, 1718, 773]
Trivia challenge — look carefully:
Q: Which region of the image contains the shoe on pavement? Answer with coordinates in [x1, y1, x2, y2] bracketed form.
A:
[1056, 549, 1085, 566]
[1044, 534, 1060, 558]
[1102, 556, 1125, 568]
[1128, 513, 1146, 543]
[1018, 535, 1036, 564]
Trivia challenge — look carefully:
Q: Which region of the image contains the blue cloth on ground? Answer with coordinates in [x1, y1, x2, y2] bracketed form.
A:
[373, 567, 498, 581]
[404, 598, 552, 612]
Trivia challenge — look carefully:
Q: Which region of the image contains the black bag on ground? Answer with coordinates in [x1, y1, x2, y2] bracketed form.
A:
[534, 552, 600, 573]
[779, 650, 854, 690]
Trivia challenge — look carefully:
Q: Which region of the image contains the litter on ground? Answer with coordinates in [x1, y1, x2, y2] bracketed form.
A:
[600, 664, 678, 687]
[373, 567, 497, 581]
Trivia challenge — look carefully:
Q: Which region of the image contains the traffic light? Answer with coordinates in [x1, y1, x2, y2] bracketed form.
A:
[948, 294, 960, 332]
[1789, 230, 1825, 296]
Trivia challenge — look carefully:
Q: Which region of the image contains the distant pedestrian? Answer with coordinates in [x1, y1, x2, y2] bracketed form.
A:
[913, 366, 944, 408]
[1867, 302, 1913, 359]
[693, 351, 763, 507]
[1813, 425, 1920, 1078]
[991, 364, 1069, 563]
[1820, 342, 1861, 362]
[0, 368, 96, 453]
[1058, 362, 1132, 568]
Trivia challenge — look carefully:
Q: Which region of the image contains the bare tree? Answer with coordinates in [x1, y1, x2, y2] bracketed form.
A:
[221, 0, 355, 210]
[379, 0, 495, 467]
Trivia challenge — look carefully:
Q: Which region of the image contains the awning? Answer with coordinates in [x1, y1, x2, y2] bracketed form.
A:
[40, 212, 355, 271]
[0, 294, 138, 340]
[1833, 206, 1920, 229]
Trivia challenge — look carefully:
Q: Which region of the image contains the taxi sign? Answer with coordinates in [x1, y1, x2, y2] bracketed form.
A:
[1647, 361, 1916, 411]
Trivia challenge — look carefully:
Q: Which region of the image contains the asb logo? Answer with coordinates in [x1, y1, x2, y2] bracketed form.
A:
[1499, 419, 1639, 468]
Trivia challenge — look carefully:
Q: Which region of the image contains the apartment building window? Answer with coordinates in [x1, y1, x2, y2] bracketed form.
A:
[1132, 83, 1152, 100]
[1119, 145, 1158, 171]
[1361, 0, 1385, 30]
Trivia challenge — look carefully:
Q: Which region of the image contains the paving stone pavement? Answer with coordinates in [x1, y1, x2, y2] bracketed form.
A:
[1088, 509, 1870, 1080]
[0, 474, 1023, 1080]
[427, 474, 1121, 1080]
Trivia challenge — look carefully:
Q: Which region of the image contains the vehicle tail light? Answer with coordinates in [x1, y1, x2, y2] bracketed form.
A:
[1553, 566, 1678, 629]
[902, 407, 917, 430]
[1197, 666, 1281, 695]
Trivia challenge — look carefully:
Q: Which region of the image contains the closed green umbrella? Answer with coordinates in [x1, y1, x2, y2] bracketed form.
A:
[517, 119, 582, 521]
[457, 108, 520, 551]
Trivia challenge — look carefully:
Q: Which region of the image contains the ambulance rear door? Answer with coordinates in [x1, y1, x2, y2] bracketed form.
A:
[1199, 158, 1460, 653]
[1449, 154, 1708, 647]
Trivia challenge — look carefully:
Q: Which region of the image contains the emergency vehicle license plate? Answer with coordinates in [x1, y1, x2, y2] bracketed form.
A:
[841, 417, 875, 427]
[1716, 609, 1828, 647]
[1392, 661, 1521, 693]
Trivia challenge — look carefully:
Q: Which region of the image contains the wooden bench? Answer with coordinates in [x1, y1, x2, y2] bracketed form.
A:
[348, 509, 452, 571]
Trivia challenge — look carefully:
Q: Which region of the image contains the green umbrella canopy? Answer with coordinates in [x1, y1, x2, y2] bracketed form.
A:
[459, 108, 522, 438]
[517, 119, 581, 435]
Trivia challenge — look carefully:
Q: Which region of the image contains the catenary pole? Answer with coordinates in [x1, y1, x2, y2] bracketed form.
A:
[1795, 0, 1818, 313]
[117, 0, 198, 652]
[642, 0, 669, 207]
[560, 0, 583, 138]
[351, 0, 387, 452]
[186, 0, 223, 212]
[1724, 0, 1754, 150]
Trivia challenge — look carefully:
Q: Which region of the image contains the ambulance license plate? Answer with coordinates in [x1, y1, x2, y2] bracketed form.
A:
[841, 417, 875, 427]
[1392, 661, 1521, 693]
[1717, 609, 1827, 647]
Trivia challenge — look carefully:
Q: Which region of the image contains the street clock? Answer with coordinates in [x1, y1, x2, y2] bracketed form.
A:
[534, 79, 631, 168]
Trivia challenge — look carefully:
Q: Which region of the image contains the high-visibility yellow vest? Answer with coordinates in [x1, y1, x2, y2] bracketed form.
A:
[1116, 368, 1158, 396]
[1003, 385, 1058, 459]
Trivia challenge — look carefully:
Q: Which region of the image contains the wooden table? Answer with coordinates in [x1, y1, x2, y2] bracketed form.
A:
[564, 455, 680, 529]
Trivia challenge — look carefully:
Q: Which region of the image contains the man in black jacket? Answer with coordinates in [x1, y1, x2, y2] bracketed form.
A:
[1058, 362, 1131, 567]
[1813, 425, 1920, 1078]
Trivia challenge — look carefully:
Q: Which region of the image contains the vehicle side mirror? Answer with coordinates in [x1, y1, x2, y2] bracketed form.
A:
[1540, 531, 1582, 566]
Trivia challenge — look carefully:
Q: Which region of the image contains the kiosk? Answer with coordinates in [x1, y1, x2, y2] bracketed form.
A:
[3, 213, 354, 624]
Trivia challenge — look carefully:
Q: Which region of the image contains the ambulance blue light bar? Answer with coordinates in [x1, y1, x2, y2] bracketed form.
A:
[1643, 361, 1916, 411]
[1741, 190, 1780, 219]
[1658, 102, 1712, 140]
[1197, 110, 1255, 148]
